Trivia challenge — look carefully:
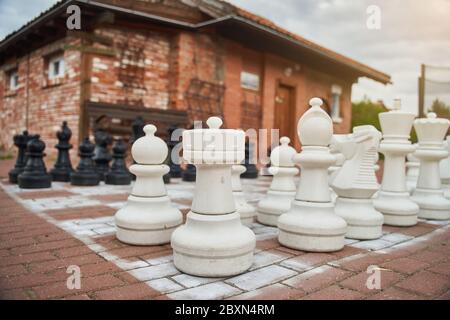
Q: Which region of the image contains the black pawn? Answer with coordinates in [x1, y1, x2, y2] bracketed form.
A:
[131, 116, 145, 181]
[167, 126, 182, 178]
[105, 139, 132, 185]
[50, 121, 74, 182]
[18, 135, 52, 189]
[93, 129, 112, 181]
[241, 140, 258, 179]
[9, 130, 32, 183]
[182, 164, 196, 182]
[70, 138, 100, 186]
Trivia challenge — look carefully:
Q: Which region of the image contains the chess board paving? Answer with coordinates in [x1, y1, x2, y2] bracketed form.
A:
[0, 175, 449, 300]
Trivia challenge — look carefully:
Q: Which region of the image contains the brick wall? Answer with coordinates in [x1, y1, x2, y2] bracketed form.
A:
[0, 37, 81, 160]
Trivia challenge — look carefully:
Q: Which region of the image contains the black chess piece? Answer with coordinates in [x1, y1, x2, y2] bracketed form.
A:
[70, 138, 100, 186]
[241, 140, 258, 179]
[18, 135, 52, 189]
[131, 116, 146, 181]
[131, 116, 146, 144]
[50, 121, 74, 182]
[93, 129, 112, 181]
[167, 125, 182, 178]
[182, 164, 196, 182]
[105, 139, 132, 185]
[9, 130, 33, 183]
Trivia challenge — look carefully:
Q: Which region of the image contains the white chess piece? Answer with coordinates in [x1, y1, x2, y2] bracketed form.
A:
[331, 125, 384, 239]
[373, 100, 419, 226]
[115, 125, 182, 245]
[231, 165, 256, 225]
[329, 134, 348, 202]
[439, 136, 450, 199]
[411, 113, 450, 220]
[406, 148, 420, 194]
[257, 137, 298, 226]
[171, 117, 255, 277]
[278, 98, 347, 252]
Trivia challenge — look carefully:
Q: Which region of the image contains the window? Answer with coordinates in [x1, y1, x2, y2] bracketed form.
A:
[241, 71, 260, 91]
[8, 69, 19, 90]
[331, 84, 342, 122]
[48, 54, 65, 79]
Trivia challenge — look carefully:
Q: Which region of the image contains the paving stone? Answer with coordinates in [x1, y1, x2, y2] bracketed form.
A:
[228, 283, 304, 300]
[249, 250, 291, 270]
[147, 278, 184, 293]
[129, 263, 179, 281]
[351, 239, 394, 251]
[168, 282, 241, 300]
[396, 271, 450, 296]
[382, 257, 430, 275]
[226, 265, 297, 291]
[172, 274, 222, 288]
[280, 253, 336, 271]
[427, 261, 450, 275]
[302, 285, 366, 300]
[340, 269, 404, 294]
[367, 287, 427, 300]
[282, 265, 352, 293]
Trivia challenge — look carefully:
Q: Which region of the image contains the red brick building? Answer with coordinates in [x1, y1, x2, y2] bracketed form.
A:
[0, 0, 390, 156]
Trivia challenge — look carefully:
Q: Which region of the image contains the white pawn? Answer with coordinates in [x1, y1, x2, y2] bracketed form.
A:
[439, 136, 450, 199]
[115, 125, 182, 245]
[231, 165, 256, 225]
[411, 113, 450, 220]
[171, 117, 255, 277]
[257, 137, 298, 226]
[278, 98, 347, 252]
[373, 100, 419, 226]
[331, 125, 384, 240]
[406, 149, 420, 194]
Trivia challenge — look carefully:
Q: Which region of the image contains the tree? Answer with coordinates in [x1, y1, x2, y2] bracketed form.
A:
[429, 99, 450, 119]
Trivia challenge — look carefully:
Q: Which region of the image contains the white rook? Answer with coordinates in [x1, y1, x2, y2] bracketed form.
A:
[411, 113, 450, 220]
[278, 98, 347, 252]
[171, 117, 255, 277]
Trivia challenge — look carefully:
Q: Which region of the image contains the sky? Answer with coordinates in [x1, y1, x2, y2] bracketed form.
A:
[1, 0, 450, 113]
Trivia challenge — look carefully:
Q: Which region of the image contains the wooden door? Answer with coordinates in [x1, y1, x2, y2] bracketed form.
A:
[274, 84, 296, 141]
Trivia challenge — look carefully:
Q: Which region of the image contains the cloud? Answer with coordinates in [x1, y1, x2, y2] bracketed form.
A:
[229, 0, 450, 113]
[1, 0, 449, 113]
[0, 0, 59, 40]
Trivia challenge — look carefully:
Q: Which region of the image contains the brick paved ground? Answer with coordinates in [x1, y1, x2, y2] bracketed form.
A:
[0, 160, 449, 300]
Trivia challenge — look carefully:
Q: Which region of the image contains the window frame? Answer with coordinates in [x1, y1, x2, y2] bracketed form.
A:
[47, 54, 65, 80]
[240, 71, 260, 91]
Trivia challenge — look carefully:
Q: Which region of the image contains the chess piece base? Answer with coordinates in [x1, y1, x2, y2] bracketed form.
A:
[278, 200, 347, 252]
[257, 190, 295, 226]
[411, 188, 450, 220]
[8, 169, 23, 184]
[234, 191, 256, 225]
[373, 191, 419, 226]
[18, 174, 51, 189]
[50, 169, 72, 182]
[335, 197, 383, 240]
[70, 172, 100, 186]
[105, 173, 132, 185]
[181, 171, 196, 182]
[241, 167, 258, 179]
[115, 195, 182, 245]
[171, 211, 255, 277]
